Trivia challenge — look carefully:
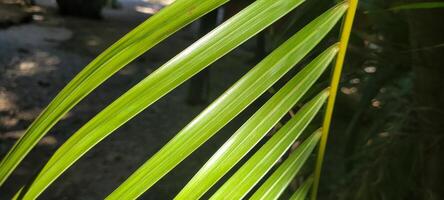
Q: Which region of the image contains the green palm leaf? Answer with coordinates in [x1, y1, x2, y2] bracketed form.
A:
[18, 0, 309, 198]
[109, 4, 347, 199]
[0, 0, 360, 198]
[210, 91, 328, 200]
[251, 131, 321, 200]
[290, 176, 314, 200]
[0, 0, 228, 186]
[176, 45, 338, 200]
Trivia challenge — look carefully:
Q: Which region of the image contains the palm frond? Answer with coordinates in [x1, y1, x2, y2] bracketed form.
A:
[0, 0, 229, 186]
[209, 92, 327, 199]
[175, 45, 338, 199]
[0, 0, 360, 199]
[251, 132, 320, 200]
[290, 176, 314, 200]
[17, 0, 308, 198]
[110, 3, 347, 199]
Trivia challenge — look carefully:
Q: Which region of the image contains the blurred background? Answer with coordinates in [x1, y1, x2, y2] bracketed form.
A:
[0, 0, 443, 199]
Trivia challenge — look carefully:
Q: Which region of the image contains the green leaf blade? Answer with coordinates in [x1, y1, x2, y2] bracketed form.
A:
[19, 0, 309, 199]
[0, 0, 228, 186]
[290, 176, 314, 200]
[210, 91, 329, 200]
[175, 45, 338, 200]
[251, 131, 321, 200]
[108, 3, 350, 199]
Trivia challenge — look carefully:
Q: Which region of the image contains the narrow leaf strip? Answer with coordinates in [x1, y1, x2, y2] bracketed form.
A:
[290, 176, 314, 200]
[210, 91, 329, 200]
[0, 0, 228, 186]
[18, 0, 308, 199]
[176, 45, 338, 200]
[251, 132, 320, 200]
[109, 3, 348, 199]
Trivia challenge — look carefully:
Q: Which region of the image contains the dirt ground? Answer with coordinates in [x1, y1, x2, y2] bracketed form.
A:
[0, 0, 259, 199]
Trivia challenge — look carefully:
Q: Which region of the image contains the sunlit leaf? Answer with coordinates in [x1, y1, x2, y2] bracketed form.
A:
[251, 132, 321, 200]
[290, 176, 314, 200]
[17, 0, 310, 198]
[109, 3, 348, 199]
[210, 91, 328, 200]
[0, 0, 229, 186]
[0, 0, 358, 198]
[176, 45, 338, 199]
